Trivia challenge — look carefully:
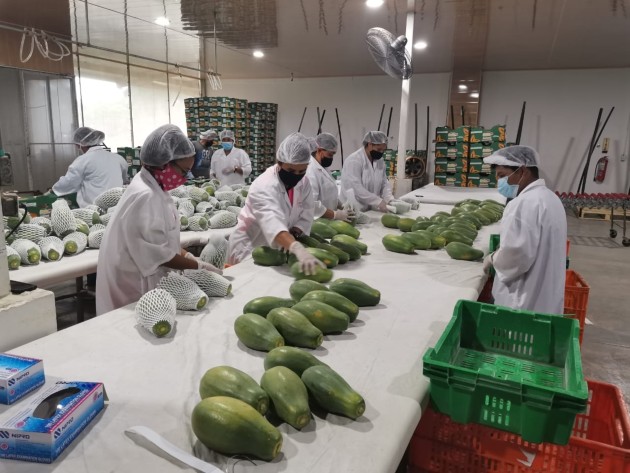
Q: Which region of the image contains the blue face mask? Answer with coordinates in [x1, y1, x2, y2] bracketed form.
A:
[497, 168, 521, 199]
[222, 142, 233, 151]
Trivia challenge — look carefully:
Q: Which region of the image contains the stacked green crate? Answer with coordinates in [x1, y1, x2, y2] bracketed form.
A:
[247, 102, 278, 179]
[117, 146, 142, 179]
[466, 125, 505, 188]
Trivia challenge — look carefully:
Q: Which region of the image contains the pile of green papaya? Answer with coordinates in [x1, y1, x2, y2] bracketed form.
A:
[251, 218, 369, 283]
[380, 198, 504, 261]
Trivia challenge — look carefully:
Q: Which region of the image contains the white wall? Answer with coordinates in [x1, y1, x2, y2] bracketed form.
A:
[219, 74, 451, 173]
[480, 69, 630, 194]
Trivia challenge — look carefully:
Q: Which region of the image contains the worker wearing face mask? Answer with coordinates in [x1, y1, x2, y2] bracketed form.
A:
[482, 145, 567, 314]
[96, 125, 221, 315]
[340, 131, 394, 212]
[52, 127, 129, 208]
[305, 132, 354, 222]
[209, 129, 252, 186]
[227, 132, 324, 276]
[191, 129, 218, 179]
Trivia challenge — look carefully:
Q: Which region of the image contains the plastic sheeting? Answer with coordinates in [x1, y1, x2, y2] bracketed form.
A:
[3, 203, 500, 473]
[403, 183, 506, 205]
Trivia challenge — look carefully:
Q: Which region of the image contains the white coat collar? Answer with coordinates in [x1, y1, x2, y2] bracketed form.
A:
[84, 145, 106, 154]
[310, 156, 336, 183]
[519, 178, 546, 196]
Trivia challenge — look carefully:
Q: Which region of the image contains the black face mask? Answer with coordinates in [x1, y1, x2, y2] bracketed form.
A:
[370, 150, 384, 160]
[321, 156, 334, 168]
[203, 141, 213, 149]
[278, 168, 305, 190]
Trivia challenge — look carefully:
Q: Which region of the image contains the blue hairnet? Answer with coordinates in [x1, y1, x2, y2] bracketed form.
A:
[315, 133, 338, 152]
[484, 145, 540, 167]
[140, 125, 195, 166]
[362, 131, 388, 146]
[277, 133, 312, 164]
[220, 130, 235, 141]
[73, 127, 105, 146]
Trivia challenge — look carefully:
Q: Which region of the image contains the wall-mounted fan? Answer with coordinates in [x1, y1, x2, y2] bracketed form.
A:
[366, 27, 412, 80]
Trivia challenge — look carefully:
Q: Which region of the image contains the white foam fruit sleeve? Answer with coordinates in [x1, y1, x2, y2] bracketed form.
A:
[188, 187, 209, 203]
[157, 272, 208, 311]
[182, 269, 231, 297]
[38, 236, 65, 261]
[187, 215, 208, 232]
[62, 231, 88, 255]
[88, 229, 106, 249]
[11, 238, 41, 265]
[209, 210, 237, 229]
[51, 200, 78, 237]
[30, 217, 53, 235]
[135, 289, 177, 337]
[178, 200, 195, 218]
[13, 224, 46, 243]
[94, 187, 125, 209]
[200, 235, 228, 269]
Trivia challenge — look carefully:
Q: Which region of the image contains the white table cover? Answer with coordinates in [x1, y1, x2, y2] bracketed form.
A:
[1, 202, 499, 473]
[404, 183, 505, 205]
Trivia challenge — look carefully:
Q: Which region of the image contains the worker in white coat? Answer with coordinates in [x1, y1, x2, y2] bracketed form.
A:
[52, 127, 128, 208]
[96, 125, 221, 315]
[340, 130, 394, 212]
[305, 132, 354, 222]
[210, 129, 252, 186]
[227, 132, 325, 275]
[482, 146, 567, 314]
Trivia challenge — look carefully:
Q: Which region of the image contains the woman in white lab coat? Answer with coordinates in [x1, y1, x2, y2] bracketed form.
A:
[227, 133, 325, 275]
[52, 127, 129, 208]
[210, 129, 252, 186]
[340, 131, 394, 212]
[305, 132, 353, 222]
[482, 146, 567, 314]
[96, 125, 221, 315]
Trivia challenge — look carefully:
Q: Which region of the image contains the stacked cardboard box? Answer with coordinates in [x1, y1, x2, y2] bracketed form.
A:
[117, 147, 142, 180]
[433, 125, 506, 188]
[184, 97, 278, 181]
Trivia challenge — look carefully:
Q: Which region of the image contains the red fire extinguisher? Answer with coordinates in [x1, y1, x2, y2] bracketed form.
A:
[593, 156, 608, 182]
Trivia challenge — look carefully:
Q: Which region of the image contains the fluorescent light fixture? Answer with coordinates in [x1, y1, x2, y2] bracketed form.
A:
[414, 41, 428, 50]
[470, 92, 480, 98]
[155, 17, 170, 26]
[366, 0, 384, 8]
[458, 84, 468, 91]
[253, 50, 264, 58]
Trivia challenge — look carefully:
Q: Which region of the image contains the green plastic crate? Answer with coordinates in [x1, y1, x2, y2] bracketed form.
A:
[423, 300, 588, 445]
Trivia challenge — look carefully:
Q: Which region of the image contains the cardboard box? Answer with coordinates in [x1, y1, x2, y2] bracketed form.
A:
[434, 173, 467, 187]
[434, 143, 458, 158]
[468, 160, 493, 174]
[0, 354, 45, 405]
[0, 380, 106, 463]
[482, 125, 506, 143]
[435, 158, 468, 174]
[467, 174, 497, 188]
[469, 142, 505, 158]
[435, 127, 458, 143]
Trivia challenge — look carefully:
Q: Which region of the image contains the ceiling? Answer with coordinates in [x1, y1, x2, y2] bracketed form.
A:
[68, 0, 630, 79]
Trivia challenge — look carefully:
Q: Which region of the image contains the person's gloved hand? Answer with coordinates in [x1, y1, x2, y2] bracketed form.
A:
[482, 252, 494, 274]
[333, 209, 355, 222]
[289, 241, 325, 276]
[185, 252, 223, 274]
[187, 235, 209, 247]
[376, 200, 390, 213]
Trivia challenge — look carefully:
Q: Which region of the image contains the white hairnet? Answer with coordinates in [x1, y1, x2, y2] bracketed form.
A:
[220, 130, 235, 141]
[315, 133, 338, 152]
[307, 137, 318, 153]
[140, 125, 195, 166]
[277, 132, 312, 164]
[362, 131, 388, 146]
[484, 145, 540, 168]
[73, 127, 105, 147]
[200, 129, 218, 140]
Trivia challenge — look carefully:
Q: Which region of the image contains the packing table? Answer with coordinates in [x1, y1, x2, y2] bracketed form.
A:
[1, 202, 500, 473]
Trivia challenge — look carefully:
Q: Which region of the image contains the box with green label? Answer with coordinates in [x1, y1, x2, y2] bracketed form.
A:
[467, 174, 497, 188]
[435, 158, 468, 174]
[435, 143, 458, 158]
[469, 142, 505, 158]
[435, 173, 467, 187]
[435, 127, 458, 143]
[468, 160, 493, 175]
[482, 125, 507, 143]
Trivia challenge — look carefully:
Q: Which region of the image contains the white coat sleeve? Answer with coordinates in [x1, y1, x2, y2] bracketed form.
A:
[209, 156, 217, 178]
[52, 157, 85, 196]
[248, 186, 292, 245]
[493, 205, 541, 284]
[307, 169, 329, 218]
[239, 151, 252, 179]
[341, 158, 382, 208]
[120, 157, 129, 184]
[381, 169, 394, 203]
[294, 182, 315, 236]
[118, 195, 180, 278]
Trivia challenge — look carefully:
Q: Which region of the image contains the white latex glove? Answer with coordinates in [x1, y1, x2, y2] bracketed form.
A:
[185, 252, 223, 275]
[482, 252, 494, 274]
[376, 200, 390, 213]
[333, 209, 355, 223]
[289, 241, 325, 276]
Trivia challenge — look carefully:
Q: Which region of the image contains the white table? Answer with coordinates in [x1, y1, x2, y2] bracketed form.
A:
[1, 203, 500, 473]
[404, 183, 506, 205]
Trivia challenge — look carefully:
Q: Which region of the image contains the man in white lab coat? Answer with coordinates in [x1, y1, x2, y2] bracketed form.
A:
[227, 132, 324, 276]
[340, 130, 394, 212]
[483, 145, 567, 314]
[96, 125, 221, 315]
[52, 127, 128, 207]
[305, 132, 353, 222]
[210, 129, 252, 186]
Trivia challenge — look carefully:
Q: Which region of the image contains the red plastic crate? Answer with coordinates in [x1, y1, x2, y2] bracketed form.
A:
[408, 379, 630, 472]
[564, 269, 589, 345]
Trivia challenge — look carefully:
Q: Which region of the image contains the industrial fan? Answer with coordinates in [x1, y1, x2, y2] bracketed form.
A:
[366, 27, 412, 80]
